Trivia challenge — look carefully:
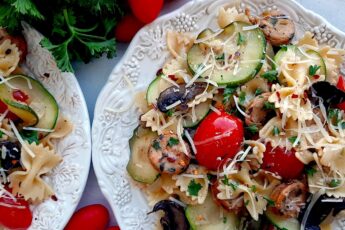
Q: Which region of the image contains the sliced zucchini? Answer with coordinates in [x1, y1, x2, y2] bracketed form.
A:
[146, 75, 161, 105]
[3, 99, 38, 126]
[183, 100, 211, 128]
[187, 21, 266, 86]
[0, 75, 59, 133]
[266, 209, 299, 230]
[186, 192, 239, 230]
[126, 126, 160, 184]
[274, 45, 327, 78]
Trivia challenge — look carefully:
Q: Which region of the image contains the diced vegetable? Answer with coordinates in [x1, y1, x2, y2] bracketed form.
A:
[266, 209, 299, 230]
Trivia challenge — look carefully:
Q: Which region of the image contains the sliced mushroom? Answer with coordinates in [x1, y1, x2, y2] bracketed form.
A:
[157, 82, 207, 112]
[210, 179, 245, 214]
[148, 133, 191, 175]
[251, 10, 295, 46]
[0, 141, 21, 171]
[270, 180, 307, 218]
[149, 200, 189, 230]
[245, 92, 273, 128]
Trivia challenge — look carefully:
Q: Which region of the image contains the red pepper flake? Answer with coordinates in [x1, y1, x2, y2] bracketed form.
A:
[12, 90, 29, 103]
[313, 74, 320, 79]
[276, 92, 281, 102]
[291, 94, 298, 99]
[168, 74, 177, 81]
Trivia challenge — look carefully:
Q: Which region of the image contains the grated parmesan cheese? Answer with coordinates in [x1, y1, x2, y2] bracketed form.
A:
[185, 129, 197, 154]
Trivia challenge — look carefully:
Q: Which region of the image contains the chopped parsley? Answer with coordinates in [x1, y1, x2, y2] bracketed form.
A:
[244, 200, 250, 206]
[237, 32, 246, 46]
[152, 140, 161, 150]
[223, 85, 237, 103]
[264, 102, 275, 110]
[245, 124, 259, 134]
[341, 121, 345, 129]
[328, 108, 341, 124]
[280, 45, 288, 51]
[250, 185, 257, 192]
[261, 70, 278, 82]
[222, 177, 238, 191]
[329, 179, 341, 188]
[216, 53, 225, 61]
[309, 65, 321, 76]
[167, 137, 179, 147]
[0, 130, 3, 138]
[166, 109, 174, 117]
[272, 126, 280, 136]
[188, 179, 202, 196]
[305, 166, 317, 177]
[239, 91, 246, 105]
[254, 88, 263, 96]
[263, 197, 275, 206]
[20, 130, 39, 144]
[223, 217, 227, 224]
[288, 136, 299, 145]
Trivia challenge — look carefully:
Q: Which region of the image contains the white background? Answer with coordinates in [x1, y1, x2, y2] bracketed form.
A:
[73, 0, 345, 226]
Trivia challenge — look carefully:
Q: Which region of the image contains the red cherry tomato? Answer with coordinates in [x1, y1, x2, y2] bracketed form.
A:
[107, 226, 120, 230]
[64, 204, 109, 230]
[193, 111, 244, 170]
[0, 195, 32, 229]
[337, 75, 345, 91]
[128, 0, 163, 24]
[261, 143, 304, 180]
[115, 14, 145, 43]
[12, 89, 29, 103]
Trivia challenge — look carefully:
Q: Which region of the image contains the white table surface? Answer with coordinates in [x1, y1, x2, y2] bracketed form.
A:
[73, 0, 345, 226]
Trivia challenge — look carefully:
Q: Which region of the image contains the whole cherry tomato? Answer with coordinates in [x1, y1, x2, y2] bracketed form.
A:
[128, 0, 164, 24]
[261, 143, 304, 180]
[9, 35, 28, 61]
[107, 226, 120, 230]
[336, 75, 345, 111]
[115, 14, 145, 43]
[193, 111, 244, 170]
[0, 195, 32, 229]
[64, 204, 109, 230]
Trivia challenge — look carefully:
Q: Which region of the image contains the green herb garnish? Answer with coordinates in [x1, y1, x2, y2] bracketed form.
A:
[239, 91, 246, 105]
[167, 137, 179, 147]
[251, 185, 257, 192]
[261, 70, 278, 82]
[305, 166, 317, 177]
[309, 65, 321, 76]
[152, 140, 161, 150]
[223, 85, 237, 103]
[245, 200, 250, 206]
[237, 32, 246, 46]
[20, 130, 39, 144]
[263, 197, 275, 206]
[264, 102, 275, 110]
[166, 109, 174, 117]
[0, 130, 3, 138]
[222, 177, 238, 191]
[272, 126, 280, 136]
[245, 124, 259, 134]
[216, 53, 225, 61]
[280, 45, 288, 51]
[329, 179, 341, 188]
[188, 179, 202, 196]
[288, 136, 299, 145]
[255, 88, 263, 96]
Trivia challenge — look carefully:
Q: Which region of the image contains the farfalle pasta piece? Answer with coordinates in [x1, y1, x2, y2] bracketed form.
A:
[163, 57, 189, 80]
[166, 31, 195, 58]
[297, 32, 318, 48]
[40, 115, 73, 149]
[320, 146, 345, 174]
[0, 118, 15, 141]
[243, 140, 266, 164]
[217, 7, 249, 28]
[140, 109, 176, 134]
[0, 39, 20, 76]
[9, 143, 62, 203]
[173, 164, 209, 204]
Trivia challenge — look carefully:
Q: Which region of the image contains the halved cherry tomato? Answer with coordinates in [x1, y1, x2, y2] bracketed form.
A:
[0, 195, 32, 229]
[128, 0, 164, 24]
[261, 143, 304, 180]
[337, 75, 345, 91]
[64, 204, 109, 230]
[193, 111, 244, 170]
[107, 226, 120, 230]
[8, 35, 28, 62]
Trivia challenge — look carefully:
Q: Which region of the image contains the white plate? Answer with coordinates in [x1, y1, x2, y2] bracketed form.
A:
[21, 23, 91, 229]
[92, 0, 345, 229]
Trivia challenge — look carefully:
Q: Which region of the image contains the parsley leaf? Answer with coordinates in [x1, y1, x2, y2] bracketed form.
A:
[221, 177, 238, 191]
[255, 88, 263, 96]
[305, 166, 317, 177]
[251, 185, 257, 192]
[263, 197, 275, 206]
[188, 179, 202, 196]
[237, 32, 246, 46]
[152, 140, 161, 150]
[238, 91, 246, 105]
[309, 65, 321, 76]
[272, 126, 280, 136]
[166, 109, 174, 117]
[20, 130, 39, 144]
[264, 102, 275, 110]
[261, 70, 278, 82]
[329, 179, 341, 188]
[223, 217, 227, 224]
[245, 200, 250, 206]
[0, 130, 3, 138]
[223, 86, 237, 103]
[245, 124, 259, 134]
[216, 53, 225, 61]
[167, 137, 179, 147]
[280, 45, 288, 51]
[288, 136, 299, 145]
